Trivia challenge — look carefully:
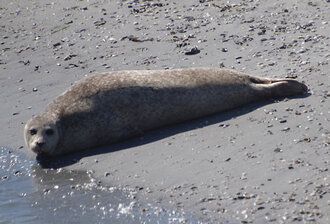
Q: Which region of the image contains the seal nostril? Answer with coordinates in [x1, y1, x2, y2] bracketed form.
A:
[37, 142, 45, 147]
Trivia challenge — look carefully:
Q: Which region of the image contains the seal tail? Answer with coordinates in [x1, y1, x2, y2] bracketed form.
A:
[250, 77, 308, 98]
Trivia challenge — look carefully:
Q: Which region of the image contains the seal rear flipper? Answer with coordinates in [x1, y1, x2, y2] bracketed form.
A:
[254, 79, 308, 98]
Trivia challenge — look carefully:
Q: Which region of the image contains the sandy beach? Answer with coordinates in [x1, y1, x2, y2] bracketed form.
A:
[1, 0, 329, 223]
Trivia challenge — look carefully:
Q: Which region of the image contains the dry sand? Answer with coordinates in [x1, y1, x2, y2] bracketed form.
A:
[1, 0, 329, 223]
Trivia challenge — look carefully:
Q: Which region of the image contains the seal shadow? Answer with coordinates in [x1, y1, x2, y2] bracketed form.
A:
[37, 93, 310, 169]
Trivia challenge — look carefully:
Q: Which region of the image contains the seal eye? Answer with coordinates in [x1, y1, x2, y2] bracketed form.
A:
[45, 129, 54, 136]
[30, 129, 37, 135]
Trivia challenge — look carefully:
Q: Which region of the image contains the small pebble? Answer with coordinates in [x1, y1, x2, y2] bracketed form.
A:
[274, 148, 282, 153]
[281, 127, 290, 132]
[185, 47, 200, 55]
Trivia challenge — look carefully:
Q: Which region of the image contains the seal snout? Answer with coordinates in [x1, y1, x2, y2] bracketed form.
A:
[36, 141, 45, 147]
[30, 138, 47, 153]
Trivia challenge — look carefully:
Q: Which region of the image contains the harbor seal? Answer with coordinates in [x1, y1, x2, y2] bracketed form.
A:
[24, 67, 307, 156]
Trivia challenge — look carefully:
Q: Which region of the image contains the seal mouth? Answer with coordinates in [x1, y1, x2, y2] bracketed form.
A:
[31, 146, 43, 154]
[30, 143, 59, 156]
[30, 143, 48, 155]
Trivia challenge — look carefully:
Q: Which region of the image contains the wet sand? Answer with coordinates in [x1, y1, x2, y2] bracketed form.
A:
[1, 147, 188, 224]
[1, 0, 329, 223]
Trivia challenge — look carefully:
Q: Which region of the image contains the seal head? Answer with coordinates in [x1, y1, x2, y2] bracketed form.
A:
[24, 114, 59, 155]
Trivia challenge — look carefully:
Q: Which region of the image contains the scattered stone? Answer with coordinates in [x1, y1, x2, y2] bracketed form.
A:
[18, 60, 30, 65]
[64, 54, 77, 61]
[274, 148, 282, 153]
[185, 47, 200, 55]
[14, 170, 22, 176]
[53, 42, 61, 48]
[65, 63, 79, 69]
[94, 18, 106, 26]
[281, 127, 290, 132]
[200, 197, 216, 202]
[121, 35, 153, 42]
[257, 29, 266, 35]
[219, 124, 230, 128]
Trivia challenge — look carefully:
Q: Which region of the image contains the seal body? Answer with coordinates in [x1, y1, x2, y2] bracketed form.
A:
[24, 67, 307, 156]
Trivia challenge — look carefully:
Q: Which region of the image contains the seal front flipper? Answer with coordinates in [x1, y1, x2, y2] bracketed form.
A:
[115, 125, 144, 141]
[128, 125, 144, 137]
